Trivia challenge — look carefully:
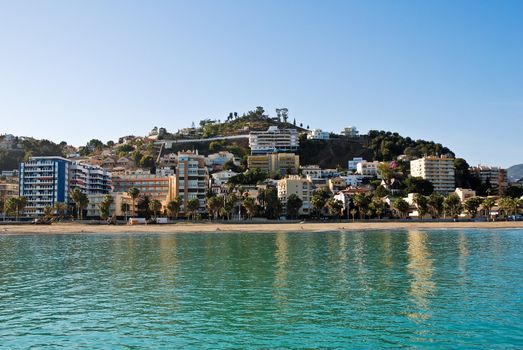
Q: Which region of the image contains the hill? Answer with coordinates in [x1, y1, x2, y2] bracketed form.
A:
[0, 136, 68, 171]
[508, 164, 523, 182]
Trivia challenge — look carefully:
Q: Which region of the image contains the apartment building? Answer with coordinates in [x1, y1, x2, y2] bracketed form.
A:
[86, 192, 132, 218]
[356, 161, 380, 178]
[410, 156, 455, 194]
[172, 151, 209, 213]
[249, 126, 299, 154]
[19, 157, 71, 216]
[112, 173, 174, 205]
[248, 153, 299, 175]
[277, 175, 314, 216]
[18, 157, 112, 216]
[0, 176, 19, 202]
[470, 165, 508, 195]
[70, 162, 111, 195]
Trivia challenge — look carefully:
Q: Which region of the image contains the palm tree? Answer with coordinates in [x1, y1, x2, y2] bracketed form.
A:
[167, 197, 181, 220]
[128, 187, 140, 217]
[70, 188, 89, 220]
[206, 196, 222, 221]
[186, 198, 200, 221]
[16, 197, 27, 221]
[444, 194, 463, 220]
[149, 199, 163, 219]
[54, 202, 67, 220]
[482, 197, 496, 221]
[98, 195, 114, 220]
[242, 197, 256, 220]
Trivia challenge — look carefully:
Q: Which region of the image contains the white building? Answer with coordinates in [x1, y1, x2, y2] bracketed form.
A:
[356, 161, 380, 178]
[19, 156, 111, 216]
[341, 126, 359, 138]
[307, 129, 330, 140]
[211, 170, 238, 186]
[347, 157, 365, 171]
[410, 156, 455, 194]
[249, 126, 299, 154]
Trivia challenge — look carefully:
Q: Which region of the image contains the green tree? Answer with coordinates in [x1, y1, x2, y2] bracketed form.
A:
[186, 198, 200, 220]
[286, 194, 303, 219]
[413, 194, 429, 220]
[498, 197, 517, 218]
[206, 196, 223, 220]
[392, 198, 410, 219]
[98, 195, 114, 220]
[428, 193, 444, 218]
[463, 197, 482, 218]
[136, 194, 151, 219]
[404, 177, 434, 196]
[326, 198, 343, 220]
[128, 187, 140, 217]
[242, 197, 256, 219]
[70, 188, 88, 220]
[482, 197, 496, 220]
[311, 187, 331, 219]
[54, 201, 67, 220]
[5, 197, 27, 221]
[444, 194, 463, 219]
[167, 197, 182, 220]
[371, 197, 387, 220]
[224, 193, 238, 220]
[149, 199, 163, 219]
[352, 192, 371, 219]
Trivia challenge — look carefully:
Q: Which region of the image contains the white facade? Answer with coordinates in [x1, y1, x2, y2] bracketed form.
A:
[410, 156, 455, 194]
[356, 161, 380, 178]
[211, 170, 238, 186]
[70, 162, 112, 195]
[347, 157, 365, 171]
[307, 129, 330, 140]
[249, 126, 299, 154]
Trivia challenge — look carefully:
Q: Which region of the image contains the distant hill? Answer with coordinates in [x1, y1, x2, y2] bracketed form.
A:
[508, 164, 523, 182]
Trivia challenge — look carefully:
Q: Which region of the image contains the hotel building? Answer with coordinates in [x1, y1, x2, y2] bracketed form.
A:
[112, 173, 174, 205]
[410, 156, 455, 194]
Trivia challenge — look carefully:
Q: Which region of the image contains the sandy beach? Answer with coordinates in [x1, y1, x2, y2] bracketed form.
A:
[0, 221, 522, 234]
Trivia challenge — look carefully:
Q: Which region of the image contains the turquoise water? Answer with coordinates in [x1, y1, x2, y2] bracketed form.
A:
[0, 229, 522, 349]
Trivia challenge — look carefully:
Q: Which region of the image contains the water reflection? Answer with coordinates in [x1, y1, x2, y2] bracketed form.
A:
[273, 232, 288, 307]
[406, 230, 435, 321]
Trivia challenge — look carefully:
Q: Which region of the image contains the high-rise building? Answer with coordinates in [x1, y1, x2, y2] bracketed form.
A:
[19, 157, 71, 216]
[172, 151, 209, 213]
[19, 156, 112, 216]
[410, 156, 455, 194]
[249, 126, 299, 154]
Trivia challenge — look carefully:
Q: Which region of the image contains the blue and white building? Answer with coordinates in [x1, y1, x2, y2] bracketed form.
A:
[19, 157, 70, 216]
[19, 156, 111, 216]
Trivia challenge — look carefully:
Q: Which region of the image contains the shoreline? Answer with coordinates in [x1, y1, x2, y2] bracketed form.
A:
[1, 221, 523, 235]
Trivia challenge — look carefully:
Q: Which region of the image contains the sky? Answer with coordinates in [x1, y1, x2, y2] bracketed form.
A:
[0, 0, 521, 167]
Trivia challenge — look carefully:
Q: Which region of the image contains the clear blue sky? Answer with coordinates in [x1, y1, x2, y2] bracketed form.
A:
[0, 0, 521, 167]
